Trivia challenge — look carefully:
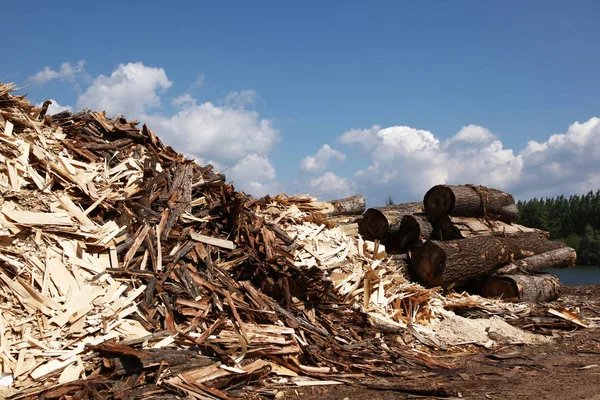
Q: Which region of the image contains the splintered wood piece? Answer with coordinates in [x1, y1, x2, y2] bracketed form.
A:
[3, 210, 73, 226]
[123, 224, 151, 268]
[57, 195, 95, 227]
[3, 120, 13, 136]
[190, 232, 235, 250]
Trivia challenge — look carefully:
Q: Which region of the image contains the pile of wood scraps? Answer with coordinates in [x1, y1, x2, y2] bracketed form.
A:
[0, 82, 588, 399]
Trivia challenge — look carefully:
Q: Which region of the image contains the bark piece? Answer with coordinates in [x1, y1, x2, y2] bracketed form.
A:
[423, 184, 518, 223]
[359, 202, 423, 241]
[482, 273, 562, 303]
[497, 247, 577, 275]
[409, 233, 565, 288]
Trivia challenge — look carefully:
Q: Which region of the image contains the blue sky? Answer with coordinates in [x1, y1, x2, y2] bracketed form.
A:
[3, 1, 600, 205]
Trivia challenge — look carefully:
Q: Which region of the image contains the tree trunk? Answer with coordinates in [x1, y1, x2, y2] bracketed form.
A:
[423, 185, 518, 223]
[359, 202, 423, 241]
[433, 216, 548, 241]
[386, 214, 433, 253]
[327, 194, 366, 216]
[496, 247, 577, 275]
[408, 233, 566, 288]
[482, 273, 562, 303]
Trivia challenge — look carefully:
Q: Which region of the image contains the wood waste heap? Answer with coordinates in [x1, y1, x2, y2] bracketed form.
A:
[0, 82, 589, 399]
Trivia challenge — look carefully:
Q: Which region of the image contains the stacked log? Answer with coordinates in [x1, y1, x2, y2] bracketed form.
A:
[408, 233, 566, 289]
[328, 194, 366, 216]
[358, 202, 424, 247]
[424, 184, 519, 223]
[354, 184, 577, 302]
[482, 274, 562, 303]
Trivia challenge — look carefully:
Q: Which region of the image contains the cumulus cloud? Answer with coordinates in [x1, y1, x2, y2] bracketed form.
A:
[29, 61, 86, 85]
[517, 117, 600, 198]
[306, 172, 356, 200]
[224, 90, 258, 108]
[300, 144, 346, 172]
[227, 154, 281, 196]
[143, 101, 278, 165]
[172, 93, 196, 107]
[77, 62, 172, 117]
[322, 118, 600, 204]
[338, 125, 382, 152]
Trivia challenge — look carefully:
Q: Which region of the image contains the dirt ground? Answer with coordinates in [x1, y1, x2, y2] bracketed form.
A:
[283, 285, 600, 400]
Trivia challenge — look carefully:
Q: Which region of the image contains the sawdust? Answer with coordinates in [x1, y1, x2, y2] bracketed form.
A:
[430, 311, 551, 346]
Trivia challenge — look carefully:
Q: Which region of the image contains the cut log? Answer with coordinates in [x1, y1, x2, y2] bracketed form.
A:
[384, 254, 411, 280]
[359, 202, 423, 241]
[434, 216, 548, 241]
[408, 233, 566, 288]
[327, 194, 366, 216]
[423, 185, 518, 223]
[496, 247, 576, 275]
[387, 214, 433, 254]
[482, 273, 562, 303]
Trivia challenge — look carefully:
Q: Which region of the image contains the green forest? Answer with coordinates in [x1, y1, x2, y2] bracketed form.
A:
[517, 190, 600, 266]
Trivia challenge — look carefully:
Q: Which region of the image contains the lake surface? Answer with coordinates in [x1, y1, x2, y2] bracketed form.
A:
[547, 265, 600, 285]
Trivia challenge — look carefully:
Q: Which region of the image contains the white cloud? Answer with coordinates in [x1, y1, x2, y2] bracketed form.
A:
[29, 61, 86, 85]
[324, 118, 600, 204]
[445, 124, 496, 147]
[307, 172, 356, 200]
[517, 117, 600, 198]
[143, 101, 278, 165]
[227, 154, 281, 196]
[36, 99, 73, 115]
[224, 90, 258, 108]
[318, 124, 522, 204]
[77, 62, 172, 117]
[338, 125, 382, 152]
[172, 93, 196, 107]
[300, 144, 346, 173]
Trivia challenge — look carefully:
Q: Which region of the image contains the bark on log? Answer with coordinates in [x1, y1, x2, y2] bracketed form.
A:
[433, 216, 548, 241]
[359, 202, 424, 241]
[423, 185, 518, 223]
[496, 247, 577, 275]
[384, 254, 411, 280]
[327, 194, 366, 216]
[386, 214, 433, 253]
[408, 233, 566, 288]
[482, 273, 562, 303]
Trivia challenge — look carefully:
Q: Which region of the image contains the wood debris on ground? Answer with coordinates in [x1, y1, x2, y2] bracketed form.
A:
[0, 82, 588, 399]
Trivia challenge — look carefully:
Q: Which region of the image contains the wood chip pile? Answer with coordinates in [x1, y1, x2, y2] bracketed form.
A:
[0, 83, 585, 399]
[0, 83, 530, 399]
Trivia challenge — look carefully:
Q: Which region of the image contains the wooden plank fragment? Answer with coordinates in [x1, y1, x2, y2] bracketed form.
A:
[3, 210, 73, 226]
[190, 232, 236, 250]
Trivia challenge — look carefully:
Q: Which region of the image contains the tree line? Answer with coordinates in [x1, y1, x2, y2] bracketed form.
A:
[517, 190, 600, 265]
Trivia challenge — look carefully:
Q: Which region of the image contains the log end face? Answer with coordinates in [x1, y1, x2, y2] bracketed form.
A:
[408, 241, 446, 287]
[482, 277, 519, 301]
[361, 208, 389, 240]
[424, 185, 455, 219]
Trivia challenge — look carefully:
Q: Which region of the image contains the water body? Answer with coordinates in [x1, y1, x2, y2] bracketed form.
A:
[547, 265, 600, 286]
